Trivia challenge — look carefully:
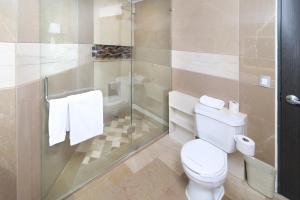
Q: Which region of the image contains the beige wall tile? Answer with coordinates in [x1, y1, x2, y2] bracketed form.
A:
[0, 0, 17, 42]
[15, 43, 41, 86]
[78, 0, 93, 44]
[172, 69, 239, 103]
[0, 166, 16, 200]
[0, 88, 16, 200]
[93, 0, 131, 46]
[41, 44, 79, 76]
[135, 0, 171, 50]
[239, 82, 275, 165]
[0, 89, 16, 172]
[17, 0, 40, 43]
[172, 50, 239, 80]
[240, 56, 275, 80]
[172, 0, 239, 55]
[46, 68, 75, 96]
[240, 36, 275, 60]
[239, 0, 275, 41]
[134, 47, 171, 67]
[40, 0, 79, 43]
[239, 0, 276, 166]
[16, 81, 41, 200]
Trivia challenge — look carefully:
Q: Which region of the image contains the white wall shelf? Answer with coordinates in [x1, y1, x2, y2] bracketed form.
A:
[169, 91, 199, 144]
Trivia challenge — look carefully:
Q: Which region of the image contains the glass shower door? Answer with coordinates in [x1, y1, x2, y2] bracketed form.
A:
[40, 0, 171, 199]
[131, 0, 171, 150]
[40, 0, 133, 199]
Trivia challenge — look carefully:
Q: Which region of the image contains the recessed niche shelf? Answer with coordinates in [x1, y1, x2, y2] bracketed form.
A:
[169, 91, 199, 144]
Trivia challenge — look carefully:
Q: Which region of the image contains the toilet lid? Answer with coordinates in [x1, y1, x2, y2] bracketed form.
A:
[181, 139, 227, 177]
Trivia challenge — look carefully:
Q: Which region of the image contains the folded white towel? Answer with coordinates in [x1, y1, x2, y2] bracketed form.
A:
[48, 98, 69, 146]
[199, 95, 225, 110]
[68, 90, 103, 146]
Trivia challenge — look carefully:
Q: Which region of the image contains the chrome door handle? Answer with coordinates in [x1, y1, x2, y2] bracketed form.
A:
[286, 95, 300, 105]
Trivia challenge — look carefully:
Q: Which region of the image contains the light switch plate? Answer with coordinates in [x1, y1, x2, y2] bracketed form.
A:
[259, 75, 271, 88]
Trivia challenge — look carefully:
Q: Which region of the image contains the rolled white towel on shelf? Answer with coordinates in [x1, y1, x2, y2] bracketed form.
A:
[199, 95, 225, 110]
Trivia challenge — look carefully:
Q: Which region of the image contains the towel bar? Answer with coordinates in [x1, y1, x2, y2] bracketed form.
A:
[44, 76, 96, 103]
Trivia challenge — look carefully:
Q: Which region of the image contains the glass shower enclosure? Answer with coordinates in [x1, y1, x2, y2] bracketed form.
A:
[40, 0, 171, 199]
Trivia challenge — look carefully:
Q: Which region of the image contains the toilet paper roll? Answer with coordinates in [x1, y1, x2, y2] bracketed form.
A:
[235, 135, 255, 156]
[229, 100, 240, 113]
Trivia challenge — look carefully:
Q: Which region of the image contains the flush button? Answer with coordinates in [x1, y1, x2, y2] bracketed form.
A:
[259, 75, 271, 88]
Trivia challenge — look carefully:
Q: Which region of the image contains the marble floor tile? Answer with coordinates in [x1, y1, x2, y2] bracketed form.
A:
[124, 146, 157, 173]
[68, 164, 132, 200]
[67, 135, 232, 200]
[120, 159, 186, 200]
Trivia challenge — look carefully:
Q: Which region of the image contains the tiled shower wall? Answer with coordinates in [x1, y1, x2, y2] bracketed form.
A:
[172, 0, 276, 166]
[0, 0, 41, 200]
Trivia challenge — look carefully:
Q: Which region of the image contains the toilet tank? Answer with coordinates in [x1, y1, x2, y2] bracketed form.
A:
[194, 103, 247, 153]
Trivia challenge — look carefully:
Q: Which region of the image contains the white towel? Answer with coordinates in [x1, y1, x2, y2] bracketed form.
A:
[68, 90, 103, 146]
[48, 98, 69, 146]
[199, 95, 225, 110]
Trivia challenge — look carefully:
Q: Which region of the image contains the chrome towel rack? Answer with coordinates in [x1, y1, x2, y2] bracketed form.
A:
[44, 76, 96, 103]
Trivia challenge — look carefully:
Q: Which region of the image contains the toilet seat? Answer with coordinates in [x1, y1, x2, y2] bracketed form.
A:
[181, 139, 227, 183]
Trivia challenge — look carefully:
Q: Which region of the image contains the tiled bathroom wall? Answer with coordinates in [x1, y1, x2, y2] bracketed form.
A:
[171, 0, 276, 166]
[16, 0, 41, 199]
[0, 88, 16, 200]
[239, 0, 276, 166]
[94, 0, 131, 46]
[172, 0, 239, 103]
[0, 2, 17, 200]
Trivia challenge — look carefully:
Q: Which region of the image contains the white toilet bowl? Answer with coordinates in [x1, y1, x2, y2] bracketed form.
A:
[180, 102, 248, 200]
[181, 139, 228, 200]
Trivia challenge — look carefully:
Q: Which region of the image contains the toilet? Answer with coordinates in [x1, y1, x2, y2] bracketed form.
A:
[181, 103, 248, 200]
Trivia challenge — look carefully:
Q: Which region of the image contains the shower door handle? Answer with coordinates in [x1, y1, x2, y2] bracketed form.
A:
[286, 95, 300, 105]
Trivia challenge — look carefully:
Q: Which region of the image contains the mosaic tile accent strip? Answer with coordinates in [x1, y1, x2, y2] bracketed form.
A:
[92, 45, 132, 59]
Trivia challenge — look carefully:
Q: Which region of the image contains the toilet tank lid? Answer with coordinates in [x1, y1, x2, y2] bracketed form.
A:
[195, 103, 247, 127]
